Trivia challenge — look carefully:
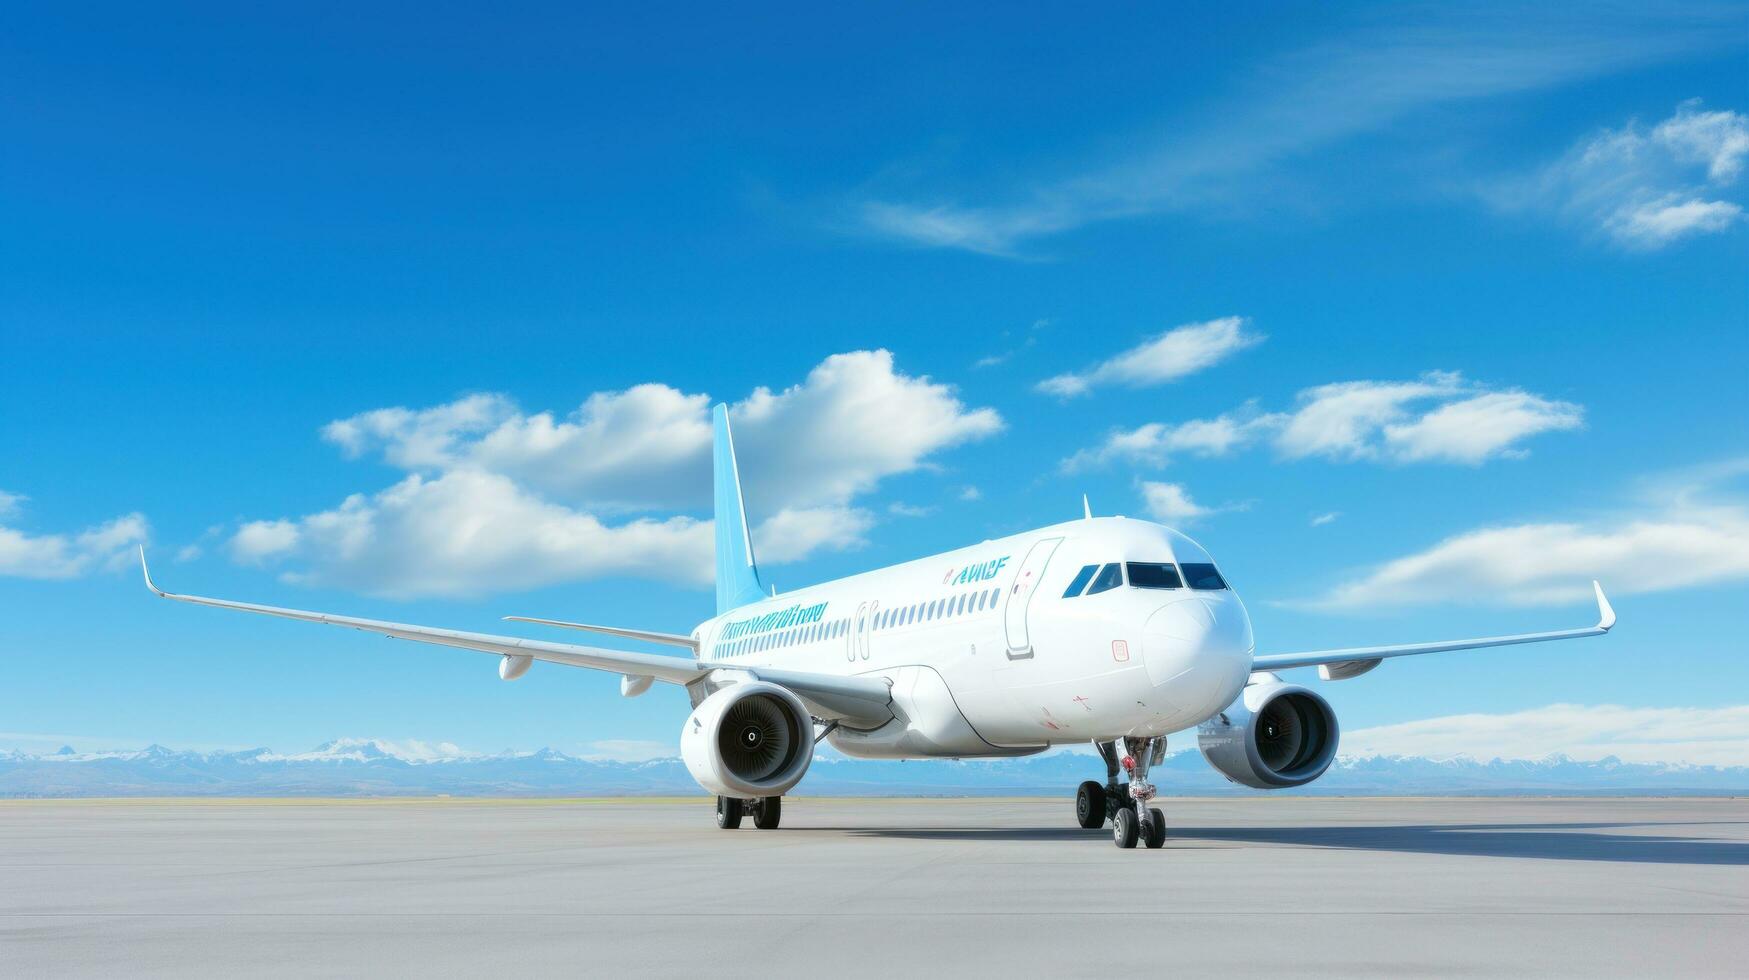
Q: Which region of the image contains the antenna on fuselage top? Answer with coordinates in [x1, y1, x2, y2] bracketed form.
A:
[1082, 494, 1093, 519]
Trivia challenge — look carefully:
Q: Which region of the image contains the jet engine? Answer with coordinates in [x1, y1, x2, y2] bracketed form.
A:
[681, 682, 814, 798]
[1197, 677, 1338, 789]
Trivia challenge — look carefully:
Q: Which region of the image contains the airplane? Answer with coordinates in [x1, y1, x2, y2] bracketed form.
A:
[141, 404, 1617, 849]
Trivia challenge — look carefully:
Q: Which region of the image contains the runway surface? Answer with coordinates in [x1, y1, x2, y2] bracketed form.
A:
[2, 797, 1745, 978]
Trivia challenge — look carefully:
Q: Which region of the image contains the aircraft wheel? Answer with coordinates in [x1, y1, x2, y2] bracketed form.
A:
[716, 795, 743, 829]
[1143, 807, 1166, 849]
[1112, 807, 1139, 849]
[1075, 780, 1106, 829]
[753, 796, 782, 830]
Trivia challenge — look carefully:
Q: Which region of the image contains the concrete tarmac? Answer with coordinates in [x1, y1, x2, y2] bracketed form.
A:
[1, 797, 1745, 978]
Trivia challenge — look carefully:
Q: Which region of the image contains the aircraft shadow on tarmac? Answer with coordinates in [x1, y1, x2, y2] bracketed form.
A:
[830, 821, 1749, 865]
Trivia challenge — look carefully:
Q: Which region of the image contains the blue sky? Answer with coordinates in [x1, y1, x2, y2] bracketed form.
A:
[3, 3, 1746, 766]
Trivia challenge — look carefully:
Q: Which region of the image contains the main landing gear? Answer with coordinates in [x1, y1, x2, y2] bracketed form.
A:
[1075, 737, 1167, 849]
[716, 795, 783, 830]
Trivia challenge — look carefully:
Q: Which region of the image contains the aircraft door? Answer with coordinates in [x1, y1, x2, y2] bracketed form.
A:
[860, 601, 878, 660]
[1003, 536, 1063, 658]
[848, 602, 867, 662]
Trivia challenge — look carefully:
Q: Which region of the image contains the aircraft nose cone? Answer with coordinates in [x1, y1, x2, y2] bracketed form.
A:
[1141, 598, 1252, 704]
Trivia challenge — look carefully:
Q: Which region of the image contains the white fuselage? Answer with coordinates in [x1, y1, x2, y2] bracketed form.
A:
[693, 517, 1254, 759]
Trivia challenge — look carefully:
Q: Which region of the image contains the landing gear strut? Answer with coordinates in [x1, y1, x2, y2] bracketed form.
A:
[716, 795, 782, 830]
[1079, 737, 1167, 849]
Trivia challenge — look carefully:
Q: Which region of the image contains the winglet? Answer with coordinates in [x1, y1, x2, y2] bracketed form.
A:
[1593, 580, 1616, 631]
[1082, 494, 1092, 520]
[139, 546, 168, 597]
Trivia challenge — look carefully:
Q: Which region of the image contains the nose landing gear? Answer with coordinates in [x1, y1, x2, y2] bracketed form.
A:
[1078, 737, 1167, 849]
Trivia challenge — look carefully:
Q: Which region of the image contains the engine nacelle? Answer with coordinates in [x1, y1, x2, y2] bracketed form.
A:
[681, 682, 813, 798]
[1198, 678, 1339, 789]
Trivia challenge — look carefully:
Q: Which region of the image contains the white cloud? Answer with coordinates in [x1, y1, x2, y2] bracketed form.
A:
[1605, 195, 1741, 246]
[1038, 318, 1260, 397]
[887, 502, 934, 518]
[752, 506, 874, 564]
[852, 9, 1739, 255]
[1062, 408, 1276, 471]
[1656, 101, 1749, 180]
[1311, 505, 1749, 610]
[323, 393, 517, 470]
[1494, 100, 1748, 249]
[1308, 462, 1749, 610]
[231, 351, 998, 597]
[1345, 703, 1749, 767]
[733, 351, 1002, 512]
[958, 486, 982, 501]
[0, 494, 149, 580]
[232, 470, 712, 598]
[230, 519, 300, 565]
[1139, 482, 1216, 523]
[1066, 372, 1581, 469]
[1311, 511, 1341, 527]
[1378, 389, 1585, 464]
[321, 350, 999, 518]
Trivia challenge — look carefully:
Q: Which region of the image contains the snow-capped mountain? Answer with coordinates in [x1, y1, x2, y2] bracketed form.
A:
[2, 740, 1745, 797]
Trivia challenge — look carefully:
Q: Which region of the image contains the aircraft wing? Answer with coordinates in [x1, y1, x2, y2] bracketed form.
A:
[140, 550, 892, 723]
[501, 615, 698, 650]
[1251, 581, 1615, 681]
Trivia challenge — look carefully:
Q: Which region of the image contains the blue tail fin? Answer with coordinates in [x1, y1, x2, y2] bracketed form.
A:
[713, 404, 768, 613]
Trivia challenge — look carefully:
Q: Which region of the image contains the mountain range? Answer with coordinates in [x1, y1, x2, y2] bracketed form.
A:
[3, 739, 1745, 797]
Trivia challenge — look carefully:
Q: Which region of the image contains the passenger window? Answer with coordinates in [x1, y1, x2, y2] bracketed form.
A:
[1063, 564, 1098, 598]
[1126, 562, 1182, 590]
[1181, 562, 1228, 590]
[1086, 563, 1124, 595]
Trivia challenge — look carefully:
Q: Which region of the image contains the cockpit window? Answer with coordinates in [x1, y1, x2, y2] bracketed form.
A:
[1180, 562, 1227, 590]
[1085, 562, 1124, 595]
[1063, 564, 1098, 598]
[1126, 562, 1183, 590]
